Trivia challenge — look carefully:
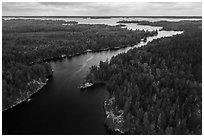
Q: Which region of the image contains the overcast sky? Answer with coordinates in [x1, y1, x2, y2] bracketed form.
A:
[2, 2, 202, 16]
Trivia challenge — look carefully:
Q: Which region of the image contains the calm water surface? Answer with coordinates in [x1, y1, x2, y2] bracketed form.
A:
[2, 18, 183, 134]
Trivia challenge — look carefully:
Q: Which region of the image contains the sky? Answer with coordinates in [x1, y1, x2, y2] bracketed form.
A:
[2, 2, 202, 16]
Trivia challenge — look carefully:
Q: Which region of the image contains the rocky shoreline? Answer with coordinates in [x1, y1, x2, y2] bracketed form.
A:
[79, 81, 131, 134]
[104, 96, 134, 134]
[3, 78, 49, 111]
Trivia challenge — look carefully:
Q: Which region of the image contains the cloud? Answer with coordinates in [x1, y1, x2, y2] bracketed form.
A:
[2, 2, 202, 16]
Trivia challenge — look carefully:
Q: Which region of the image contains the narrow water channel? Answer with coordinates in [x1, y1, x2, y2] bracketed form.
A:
[2, 22, 183, 134]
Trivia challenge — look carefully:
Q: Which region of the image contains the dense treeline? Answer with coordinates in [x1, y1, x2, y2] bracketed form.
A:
[3, 63, 52, 109]
[3, 19, 158, 64]
[2, 19, 157, 110]
[86, 20, 202, 134]
[3, 19, 78, 33]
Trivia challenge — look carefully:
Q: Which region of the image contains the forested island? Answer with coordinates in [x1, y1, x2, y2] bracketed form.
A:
[2, 19, 158, 111]
[86, 20, 202, 134]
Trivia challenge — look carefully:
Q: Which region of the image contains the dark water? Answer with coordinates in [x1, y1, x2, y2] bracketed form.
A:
[2, 23, 183, 134]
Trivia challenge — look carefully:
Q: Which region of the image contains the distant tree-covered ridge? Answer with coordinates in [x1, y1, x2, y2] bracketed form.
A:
[86, 20, 202, 134]
[2, 19, 157, 110]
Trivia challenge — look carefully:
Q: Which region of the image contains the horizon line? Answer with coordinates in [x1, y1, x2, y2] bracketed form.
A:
[2, 15, 202, 18]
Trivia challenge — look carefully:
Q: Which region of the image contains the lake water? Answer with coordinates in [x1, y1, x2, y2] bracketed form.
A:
[2, 17, 183, 134]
